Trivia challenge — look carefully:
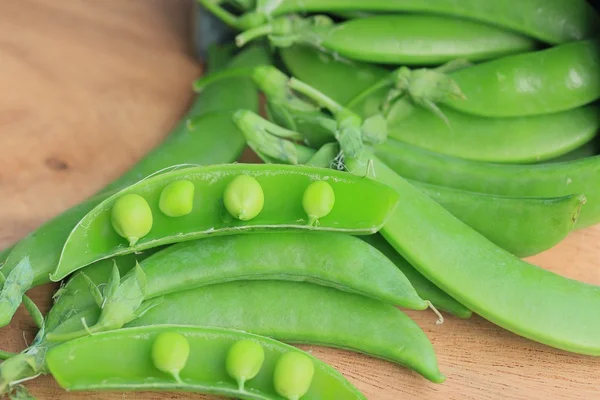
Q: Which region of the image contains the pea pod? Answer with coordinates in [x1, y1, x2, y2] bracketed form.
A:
[233, 0, 600, 44]
[236, 14, 537, 65]
[46, 325, 366, 399]
[375, 139, 600, 229]
[346, 154, 600, 356]
[360, 234, 472, 319]
[444, 40, 600, 117]
[51, 164, 398, 281]
[388, 104, 600, 163]
[0, 45, 271, 328]
[123, 281, 445, 383]
[140, 232, 425, 309]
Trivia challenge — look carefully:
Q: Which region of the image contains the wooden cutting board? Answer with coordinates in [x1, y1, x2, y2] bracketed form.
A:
[0, 1, 598, 399]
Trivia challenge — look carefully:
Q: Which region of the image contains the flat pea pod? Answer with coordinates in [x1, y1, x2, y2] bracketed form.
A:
[0, 45, 271, 328]
[237, 15, 537, 66]
[360, 234, 472, 319]
[375, 139, 600, 229]
[125, 281, 445, 383]
[139, 232, 426, 310]
[51, 164, 399, 281]
[279, 45, 388, 106]
[388, 104, 600, 163]
[412, 181, 584, 257]
[444, 40, 600, 117]
[314, 15, 537, 65]
[246, 0, 600, 44]
[346, 154, 600, 356]
[46, 325, 366, 399]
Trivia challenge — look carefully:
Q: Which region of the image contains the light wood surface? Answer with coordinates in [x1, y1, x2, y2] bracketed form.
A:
[0, 1, 598, 399]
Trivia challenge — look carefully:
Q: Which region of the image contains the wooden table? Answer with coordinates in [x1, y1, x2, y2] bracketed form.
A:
[0, 1, 598, 399]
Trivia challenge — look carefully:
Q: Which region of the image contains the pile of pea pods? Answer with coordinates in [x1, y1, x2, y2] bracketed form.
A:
[2, 1, 600, 399]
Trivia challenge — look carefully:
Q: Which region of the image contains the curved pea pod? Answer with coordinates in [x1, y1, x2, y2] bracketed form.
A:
[125, 281, 445, 383]
[316, 15, 537, 65]
[248, 0, 599, 44]
[444, 40, 600, 117]
[375, 140, 600, 229]
[279, 45, 388, 105]
[140, 232, 426, 310]
[412, 181, 584, 257]
[46, 325, 366, 399]
[346, 154, 600, 356]
[51, 164, 399, 281]
[360, 235, 472, 319]
[236, 14, 537, 66]
[0, 45, 271, 328]
[388, 104, 600, 163]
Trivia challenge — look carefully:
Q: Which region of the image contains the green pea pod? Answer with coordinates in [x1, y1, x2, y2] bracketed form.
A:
[360, 234, 472, 319]
[279, 45, 388, 106]
[346, 154, 600, 356]
[412, 181, 584, 257]
[444, 40, 600, 117]
[139, 232, 426, 309]
[51, 164, 399, 281]
[124, 281, 445, 383]
[388, 104, 600, 163]
[236, 14, 537, 66]
[46, 325, 366, 399]
[0, 46, 271, 328]
[242, 0, 600, 44]
[375, 140, 600, 229]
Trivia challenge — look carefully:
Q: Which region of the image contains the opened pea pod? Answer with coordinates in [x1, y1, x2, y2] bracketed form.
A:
[51, 164, 399, 281]
[46, 325, 366, 399]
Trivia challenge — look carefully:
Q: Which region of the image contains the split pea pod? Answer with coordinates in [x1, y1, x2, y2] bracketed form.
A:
[345, 154, 600, 356]
[360, 234, 472, 319]
[123, 281, 445, 383]
[236, 14, 537, 66]
[237, 0, 600, 44]
[444, 40, 600, 117]
[0, 45, 271, 328]
[51, 164, 399, 281]
[388, 104, 600, 163]
[46, 325, 366, 399]
[375, 140, 600, 229]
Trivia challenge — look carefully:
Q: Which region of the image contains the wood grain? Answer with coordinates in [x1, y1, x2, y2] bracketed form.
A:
[0, 1, 598, 399]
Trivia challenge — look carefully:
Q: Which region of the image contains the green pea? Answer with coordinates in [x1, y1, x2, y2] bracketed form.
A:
[226, 339, 265, 390]
[151, 331, 190, 383]
[273, 351, 315, 400]
[223, 175, 264, 221]
[302, 181, 335, 225]
[110, 194, 153, 247]
[159, 180, 195, 217]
